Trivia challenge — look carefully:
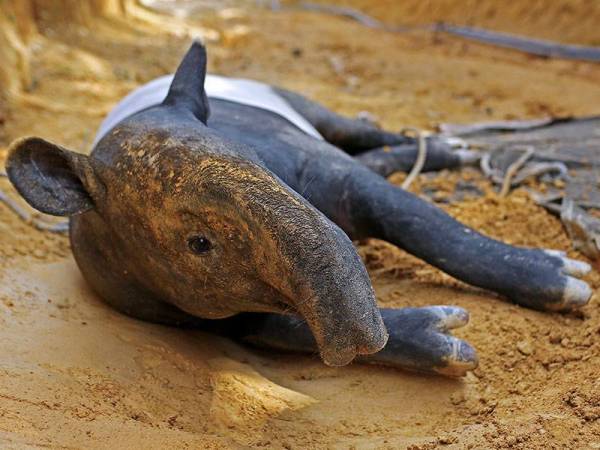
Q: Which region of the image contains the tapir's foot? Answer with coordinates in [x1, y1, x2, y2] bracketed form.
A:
[497, 248, 592, 312]
[358, 306, 478, 376]
[234, 307, 477, 377]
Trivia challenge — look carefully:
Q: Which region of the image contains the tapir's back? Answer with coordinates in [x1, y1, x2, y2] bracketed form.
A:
[93, 74, 324, 148]
[91, 73, 356, 194]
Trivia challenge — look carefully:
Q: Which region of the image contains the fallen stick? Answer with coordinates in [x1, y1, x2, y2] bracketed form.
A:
[289, 3, 600, 63]
[299, 2, 386, 29]
[437, 24, 600, 63]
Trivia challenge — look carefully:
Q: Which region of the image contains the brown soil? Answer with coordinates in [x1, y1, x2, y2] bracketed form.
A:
[1, 1, 600, 448]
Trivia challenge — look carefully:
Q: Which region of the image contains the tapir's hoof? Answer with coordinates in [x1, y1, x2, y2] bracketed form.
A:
[541, 250, 592, 311]
[504, 249, 593, 312]
[359, 306, 478, 377]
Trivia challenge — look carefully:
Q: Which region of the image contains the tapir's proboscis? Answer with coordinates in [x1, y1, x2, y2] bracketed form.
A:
[6, 42, 593, 376]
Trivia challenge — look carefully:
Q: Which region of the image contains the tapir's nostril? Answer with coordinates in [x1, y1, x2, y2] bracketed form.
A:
[318, 319, 388, 367]
[353, 308, 389, 356]
[356, 330, 388, 356]
[320, 345, 358, 367]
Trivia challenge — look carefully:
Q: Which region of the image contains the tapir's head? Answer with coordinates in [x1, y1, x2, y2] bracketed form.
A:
[5, 42, 387, 366]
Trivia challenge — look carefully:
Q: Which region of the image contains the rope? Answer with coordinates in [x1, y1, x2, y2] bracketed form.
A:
[499, 146, 534, 197]
[400, 128, 428, 190]
[481, 146, 567, 196]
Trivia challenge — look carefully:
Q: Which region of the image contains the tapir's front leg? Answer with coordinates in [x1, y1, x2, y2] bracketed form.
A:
[231, 307, 477, 376]
[343, 167, 592, 311]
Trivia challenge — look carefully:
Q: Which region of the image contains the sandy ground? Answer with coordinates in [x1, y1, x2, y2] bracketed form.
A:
[1, 1, 600, 448]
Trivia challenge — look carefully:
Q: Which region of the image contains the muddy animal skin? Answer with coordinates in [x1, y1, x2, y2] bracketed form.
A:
[5, 42, 593, 376]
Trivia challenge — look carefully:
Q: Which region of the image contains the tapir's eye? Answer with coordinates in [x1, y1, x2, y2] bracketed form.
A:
[187, 235, 212, 254]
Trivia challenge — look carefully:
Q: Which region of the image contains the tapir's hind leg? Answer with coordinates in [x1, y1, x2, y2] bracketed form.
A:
[355, 144, 478, 177]
[343, 168, 592, 311]
[275, 87, 409, 154]
[232, 307, 477, 376]
[275, 87, 477, 175]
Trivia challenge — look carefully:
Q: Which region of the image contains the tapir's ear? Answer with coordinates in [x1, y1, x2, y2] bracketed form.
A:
[6, 137, 103, 217]
[163, 40, 210, 124]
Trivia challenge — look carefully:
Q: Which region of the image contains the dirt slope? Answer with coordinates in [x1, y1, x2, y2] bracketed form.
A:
[1, 1, 600, 448]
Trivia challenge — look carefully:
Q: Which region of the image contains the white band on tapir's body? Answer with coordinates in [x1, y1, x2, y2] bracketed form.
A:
[93, 74, 323, 147]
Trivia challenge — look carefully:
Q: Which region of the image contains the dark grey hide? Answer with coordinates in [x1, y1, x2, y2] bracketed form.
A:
[6, 42, 593, 376]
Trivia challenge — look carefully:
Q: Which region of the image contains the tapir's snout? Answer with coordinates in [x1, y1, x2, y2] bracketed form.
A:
[297, 250, 388, 366]
[269, 215, 388, 366]
[200, 157, 387, 366]
[316, 298, 389, 366]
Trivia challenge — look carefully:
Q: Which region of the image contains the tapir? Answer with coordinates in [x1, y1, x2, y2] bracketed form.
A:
[6, 42, 592, 376]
